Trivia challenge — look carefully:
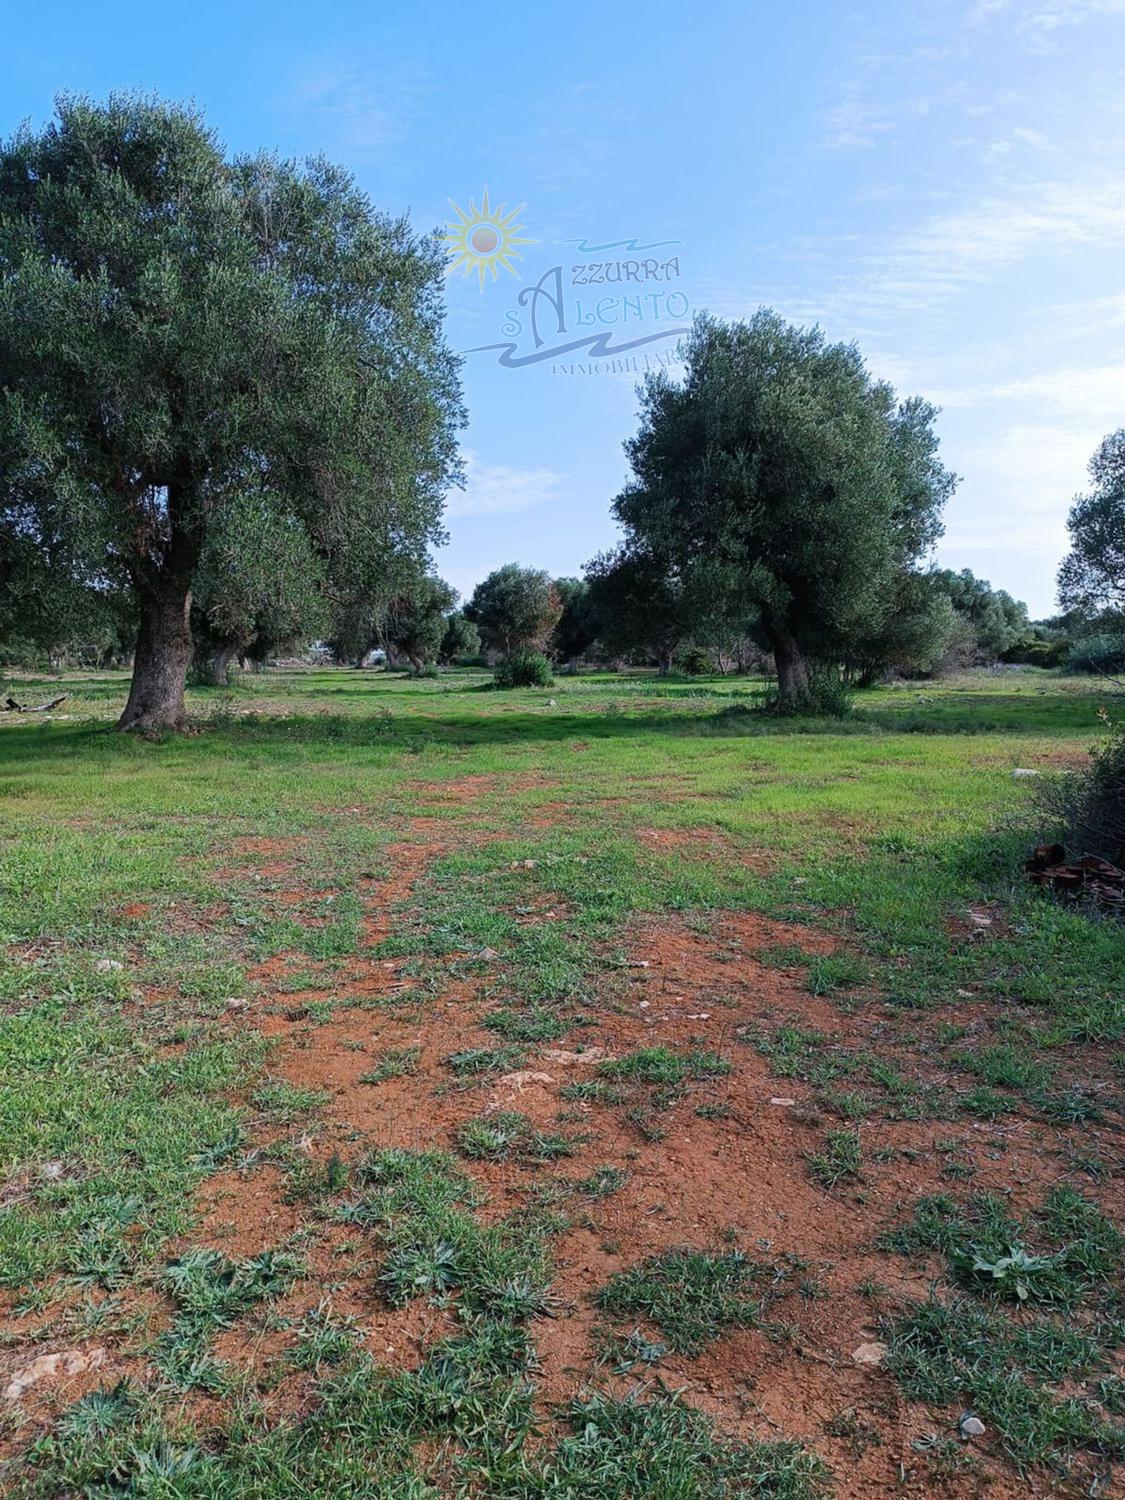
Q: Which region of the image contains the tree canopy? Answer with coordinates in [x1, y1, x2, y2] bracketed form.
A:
[382, 574, 457, 672]
[0, 92, 462, 727]
[585, 547, 711, 675]
[611, 311, 956, 704]
[1058, 431, 1125, 615]
[464, 564, 562, 657]
[551, 577, 599, 666]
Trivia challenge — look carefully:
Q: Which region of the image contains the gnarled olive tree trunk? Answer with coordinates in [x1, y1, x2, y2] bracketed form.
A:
[118, 519, 202, 731]
[761, 611, 810, 708]
[117, 584, 194, 730]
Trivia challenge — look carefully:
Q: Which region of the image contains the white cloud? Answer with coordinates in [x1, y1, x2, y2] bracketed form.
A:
[839, 177, 1125, 319]
[942, 422, 1094, 559]
[446, 451, 563, 518]
[282, 60, 426, 157]
[970, 0, 1125, 50]
[933, 364, 1125, 421]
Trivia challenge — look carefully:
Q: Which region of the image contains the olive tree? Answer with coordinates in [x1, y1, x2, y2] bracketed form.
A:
[612, 312, 956, 707]
[464, 564, 562, 658]
[0, 93, 462, 728]
[1058, 431, 1125, 614]
[382, 574, 457, 673]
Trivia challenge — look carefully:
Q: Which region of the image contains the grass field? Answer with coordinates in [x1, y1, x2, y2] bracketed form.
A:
[0, 666, 1122, 1497]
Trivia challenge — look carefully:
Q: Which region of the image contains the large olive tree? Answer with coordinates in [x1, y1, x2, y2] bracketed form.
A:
[0, 93, 462, 728]
[1058, 431, 1125, 615]
[613, 312, 956, 706]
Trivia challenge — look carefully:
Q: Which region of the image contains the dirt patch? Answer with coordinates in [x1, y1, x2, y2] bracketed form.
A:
[13, 791, 1115, 1499]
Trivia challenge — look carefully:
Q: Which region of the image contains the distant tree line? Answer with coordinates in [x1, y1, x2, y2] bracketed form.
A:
[3, 96, 1123, 711]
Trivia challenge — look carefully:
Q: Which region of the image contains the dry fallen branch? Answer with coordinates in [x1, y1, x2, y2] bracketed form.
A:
[3, 694, 68, 713]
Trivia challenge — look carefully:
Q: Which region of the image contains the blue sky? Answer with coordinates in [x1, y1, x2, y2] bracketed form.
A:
[7, 0, 1125, 616]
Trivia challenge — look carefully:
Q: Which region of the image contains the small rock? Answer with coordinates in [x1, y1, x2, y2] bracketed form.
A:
[851, 1341, 888, 1366]
[958, 1413, 986, 1439]
[95, 959, 123, 974]
[770, 1097, 797, 1107]
[223, 997, 250, 1012]
[4, 1347, 106, 1401]
[495, 1070, 554, 1093]
[543, 1046, 612, 1065]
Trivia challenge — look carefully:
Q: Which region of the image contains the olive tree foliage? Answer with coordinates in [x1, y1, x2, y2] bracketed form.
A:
[841, 572, 962, 685]
[585, 546, 711, 675]
[1058, 431, 1125, 615]
[929, 567, 1028, 660]
[612, 312, 956, 706]
[464, 564, 562, 657]
[0, 529, 135, 666]
[551, 577, 599, 668]
[0, 93, 463, 728]
[439, 611, 480, 664]
[191, 492, 327, 682]
[381, 574, 457, 672]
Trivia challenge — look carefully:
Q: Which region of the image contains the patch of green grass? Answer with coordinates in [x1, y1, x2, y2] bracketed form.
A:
[560, 1078, 623, 1104]
[344, 1147, 553, 1322]
[483, 1007, 570, 1043]
[882, 1187, 1125, 1470]
[360, 1046, 422, 1084]
[576, 1165, 629, 1198]
[806, 1128, 863, 1189]
[0, 996, 262, 1289]
[887, 1298, 1123, 1470]
[455, 1111, 577, 1163]
[596, 1247, 779, 1356]
[154, 1246, 300, 1390]
[252, 1077, 331, 1122]
[884, 1187, 1123, 1305]
[444, 1045, 526, 1075]
[956, 1043, 1052, 1092]
[288, 1299, 362, 1370]
[598, 1047, 731, 1087]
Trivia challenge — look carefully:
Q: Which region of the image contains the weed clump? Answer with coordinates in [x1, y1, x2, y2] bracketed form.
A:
[493, 651, 554, 689]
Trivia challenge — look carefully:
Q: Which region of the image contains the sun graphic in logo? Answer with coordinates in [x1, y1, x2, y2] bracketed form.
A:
[443, 188, 534, 289]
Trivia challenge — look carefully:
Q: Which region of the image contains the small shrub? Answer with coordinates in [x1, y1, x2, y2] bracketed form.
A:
[762, 667, 854, 719]
[493, 651, 554, 688]
[676, 646, 712, 676]
[1037, 714, 1125, 869]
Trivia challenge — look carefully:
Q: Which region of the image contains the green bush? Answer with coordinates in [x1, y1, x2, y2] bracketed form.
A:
[1041, 717, 1125, 868]
[676, 646, 712, 676]
[1000, 637, 1069, 668]
[763, 667, 854, 718]
[493, 651, 553, 688]
[1066, 633, 1125, 675]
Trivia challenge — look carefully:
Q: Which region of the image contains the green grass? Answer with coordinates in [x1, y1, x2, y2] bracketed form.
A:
[882, 1188, 1124, 1468]
[597, 1047, 731, 1087]
[455, 1111, 577, 1163]
[595, 1247, 790, 1356]
[806, 1129, 863, 1189]
[1, 662, 1121, 1494]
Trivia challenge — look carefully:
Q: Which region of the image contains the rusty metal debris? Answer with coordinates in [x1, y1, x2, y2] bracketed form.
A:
[1025, 843, 1125, 911]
